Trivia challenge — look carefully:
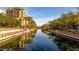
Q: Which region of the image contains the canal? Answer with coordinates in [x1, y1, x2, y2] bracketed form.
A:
[0, 29, 79, 51]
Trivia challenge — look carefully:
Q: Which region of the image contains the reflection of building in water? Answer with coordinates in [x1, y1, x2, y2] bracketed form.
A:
[25, 32, 32, 43]
[0, 37, 20, 51]
[0, 30, 37, 50]
[19, 41, 24, 48]
[18, 34, 25, 48]
[18, 31, 37, 48]
[18, 32, 33, 48]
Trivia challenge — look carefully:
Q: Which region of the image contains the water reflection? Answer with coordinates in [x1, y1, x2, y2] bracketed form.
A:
[42, 30, 79, 51]
[25, 29, 59, 51]
[53, 37, 79, 51]
[1, 29, 79, 51]
[0, 30, 37, 51]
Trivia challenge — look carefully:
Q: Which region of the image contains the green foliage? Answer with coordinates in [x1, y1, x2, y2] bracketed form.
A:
[41, 24, 50, 31]
[42, 12, 79, 31]
[24, 16, 37, 29]
[0, 14, 19, 27]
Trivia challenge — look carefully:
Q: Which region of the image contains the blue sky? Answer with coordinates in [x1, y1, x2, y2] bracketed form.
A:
[0, 7, 78, 26]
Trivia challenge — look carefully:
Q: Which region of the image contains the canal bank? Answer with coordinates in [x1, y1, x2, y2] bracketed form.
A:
[48, 30, 79, 42]
[0, 28, 37, 47]
[1, 29, 79, 51]
[0, 29, 59, 51]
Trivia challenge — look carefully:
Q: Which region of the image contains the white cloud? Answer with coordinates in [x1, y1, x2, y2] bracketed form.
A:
[26, 11, 41, 17]
[30, 12, 41, 17]
[34, 15, 60, 26]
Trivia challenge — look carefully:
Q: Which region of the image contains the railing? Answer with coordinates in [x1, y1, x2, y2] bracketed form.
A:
[0, 29, 24, 38]
[0, 28, 20, 31]
[0, 28, 32, 41]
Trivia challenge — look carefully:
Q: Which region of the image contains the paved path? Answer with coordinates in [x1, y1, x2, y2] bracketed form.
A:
[58, 31, 79, 39]
[52, 30, 79, 41]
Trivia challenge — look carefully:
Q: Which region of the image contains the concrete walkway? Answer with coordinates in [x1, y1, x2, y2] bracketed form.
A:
[52, 30, 79, 41]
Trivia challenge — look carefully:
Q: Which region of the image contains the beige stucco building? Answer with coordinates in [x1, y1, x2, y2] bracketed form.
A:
[6, 7, 26, 27]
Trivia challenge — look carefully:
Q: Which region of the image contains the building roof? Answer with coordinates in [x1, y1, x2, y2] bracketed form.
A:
[7, 7, 24, 11]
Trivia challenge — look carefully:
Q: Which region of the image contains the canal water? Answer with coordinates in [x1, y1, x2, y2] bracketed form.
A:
[0, 29, 79, 51]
